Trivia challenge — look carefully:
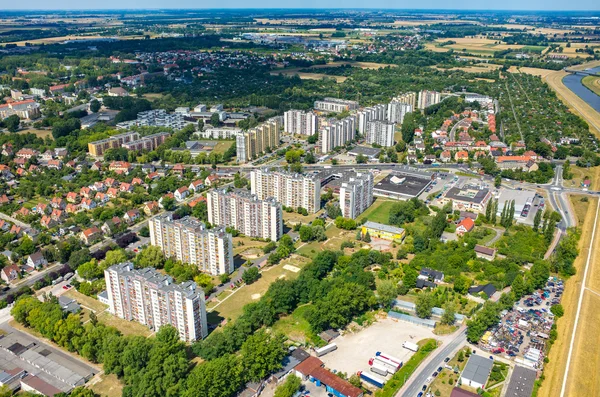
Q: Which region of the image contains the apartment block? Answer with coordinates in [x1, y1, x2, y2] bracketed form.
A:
[104, 262, 208, 341]
[387, 101, 413, 124]
[87, 131, 140, 156]
[207, 188, 283, 242]
[236, 118, 281, 163]
[417, 90, 441, 110]
[339, 172, 374, 219]
[121, 132, 170, 152]
[357, 104, 386, 134]
[196, 127, 241, 140]
[250, 168, 321, 214]
[314, 97, 359, 113]
[365, 120, 395, 147]
[320, 115, 357, 154]
[116, 109, 188, 130]
[393, 92, 417, 110]
[0, 100, 41, 120]
[148, 213, 234, 275]
[284, 110, 319, 136]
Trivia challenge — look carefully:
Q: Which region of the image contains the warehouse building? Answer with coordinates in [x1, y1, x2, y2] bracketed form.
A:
[460, 355, 493, 389]
[373, 170, 433, 200]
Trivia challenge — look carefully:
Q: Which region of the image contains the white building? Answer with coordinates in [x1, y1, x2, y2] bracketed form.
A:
[339, 172, 374, 219]
[207, 188, 283, 241]
[417, 90, 441, 110]
[284, 110, 319, 136]
[314, 97, 359, 113]
[320, 116, 357, 153]
[116, 109, 188, 130]
[365, 120, 395, 147]
[393, 92, 417, 110]
[148, 213, 234, 275]
[197, 127, 241, 140]
[251, 168, 321, 214]
[357, 105, 387, 134]
[104, 262, 208, 342]
[387, 101, 413, 124]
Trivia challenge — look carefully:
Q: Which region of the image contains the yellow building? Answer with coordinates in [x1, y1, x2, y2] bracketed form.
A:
[361, 221, 405, 242]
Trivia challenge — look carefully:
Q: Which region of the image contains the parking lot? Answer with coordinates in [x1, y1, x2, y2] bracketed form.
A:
[318, 318, 439, 379]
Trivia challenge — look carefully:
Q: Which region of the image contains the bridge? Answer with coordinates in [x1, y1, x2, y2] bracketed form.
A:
[564, 68, 600, 77]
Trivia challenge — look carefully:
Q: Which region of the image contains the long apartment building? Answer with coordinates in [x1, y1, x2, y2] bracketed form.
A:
[207, 188, 283, 242]
[284, 110, 319, 136]
[365, 120, 395, 147]
[417, 90, 441, 110]
[320, 115, 357, 154]
[357, 104, 387, 134]
[87, 131, 141, 156]
[0, 100, 41, 120]
[393, 92, 417, 110]
[387, 101, 413, 124]
[250, 168, 321, 214]
[196, 127, 241, 140]
[236, 118, 281, 163]
[121, 132, 170, 152]
[117, 109, 188, 130]
[314, 97, 359, 113]
[339, 172, 374, 219]
[149, 213, 234, 275]
[104, 262, 208, 342]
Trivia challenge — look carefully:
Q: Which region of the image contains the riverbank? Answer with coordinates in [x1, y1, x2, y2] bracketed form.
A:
[583, 75, 600, 96]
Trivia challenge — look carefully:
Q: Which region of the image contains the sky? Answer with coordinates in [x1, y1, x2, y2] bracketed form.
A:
[3, 1, 600, 11]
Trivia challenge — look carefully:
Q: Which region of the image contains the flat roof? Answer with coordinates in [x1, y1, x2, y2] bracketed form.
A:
[348, 146, 381, 158]
[373, 172, 432, 198]
[363, 221, 405, 235]
[461, 355, 493, 386]
[505, 366, 537, 397]
[445, 186, 490, 204]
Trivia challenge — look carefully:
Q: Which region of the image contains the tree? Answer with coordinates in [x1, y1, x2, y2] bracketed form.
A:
[533, 209, 542, 231]
[135, 246, 166, 268]
[356, 154, 367, 164]
[363, 231, 371, 243]
[210, 113, 221, 126]
[274, 375, 301, 397]
[377, 280, 398, 309]
[551, 304, 564, 317]
[161, 196, 176, 211]
[103, 249, 128, 267]
[415, 292, 434, 318]
[89, 99, 101, 113]
[242, 267, 260, 285]
[4, 115, 20, 132]
[349, 374, 362, 388]
[512, 274, 526, 299]
[402, 267, 418, 289]
[441, 301, 456, 325]
[241, 330, 287, 381]
[494, 175, 501, 188]
[184, 354, 244, 397]
[299, 225, 314, 242]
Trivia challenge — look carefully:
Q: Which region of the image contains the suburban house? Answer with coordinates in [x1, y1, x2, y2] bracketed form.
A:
[124, 209, 140, 223]
[143, 201, 159, 216]
[205, 174, 219, 186]
[27, 252, 47, 269]
[175, 186, 190, 201]
[0, 264, 20, 283]
[80, 227, 102, 245]
[474, 245, 497, 261]
[419, 268, 444, 283]
[189, 180, 204, 192]
[456, 218, 475, 235]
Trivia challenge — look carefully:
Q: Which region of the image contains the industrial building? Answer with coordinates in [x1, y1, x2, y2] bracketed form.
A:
[250, 168, 321, 214]
[460, 355, 494, 389]
[373, 170, 433, 200]
[148, 213, 234, 275]
[207, 188, 283, 241]
[505, 366, 537, 397]
[104, 262, 208, 341]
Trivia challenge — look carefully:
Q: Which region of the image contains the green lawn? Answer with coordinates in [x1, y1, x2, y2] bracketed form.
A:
[271, 304, 323, 345]
[359, 199, 398, 225]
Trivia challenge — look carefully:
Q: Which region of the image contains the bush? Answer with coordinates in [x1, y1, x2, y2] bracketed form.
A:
[242, 267, 260, 285]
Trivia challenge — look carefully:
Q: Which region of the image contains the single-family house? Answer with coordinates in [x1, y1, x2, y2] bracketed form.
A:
[106, 187, 119, 198]
[175, 186, 190, 201]
[474, 244, 496, 261]
[455, 150, 469, 162]
[66, 203, 79, 213]
[0, 264, 20, 283]
[456, 217, 475, 235]
[440, 150, 452, 163]
[205, 174, 219, 186]
[172, 164, 185, 177]
[66, 192, 79, 203]
[189, 180, 204, 192]
[95, 192, 109, 204]
[51, 197, 66, 209]
[124, 209, 140, 223]
[143, 201, 159, 216]
[80, 198, 97, 211]
[27, 251, 47, 268]
[80, 226, 102, 245]
[40, 215, 57, 229]
[109, 161, 131, 174]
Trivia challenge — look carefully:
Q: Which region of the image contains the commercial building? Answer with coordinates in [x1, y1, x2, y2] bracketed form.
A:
[104, 262, 208, 342]
[361, 221, 405, 242]
[284, 110, 319, 136]
[347, 146, 381, 161]
[314, 97, 359, 113]
[236, 118, 281, 163]
[149, 213, 234, 275]
[196, 127, 241, 140]
[0, 100, 41, 120]
[440, 185, 492, 213]
[387, 101, 413, 124]
[365, 120, 395, 147]
[121, 132, 170, 152]
[460, 355, 493, 389]
[320, 116, 357, 153]
[373, 169, 433, 200]
[417, 90, 441, 110]
[207, 188, 283, 241]
[87, 131, 141, 156]
[251, 168, 321, 213]
[505, 366, 536, 397]
[339, 172, 373, 219]
[116, 109, 188, 130]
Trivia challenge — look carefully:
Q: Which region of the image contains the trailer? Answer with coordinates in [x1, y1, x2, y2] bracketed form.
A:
[358, 371, 386, 388]
[369, 361, 388, 377]
[376, 352, 403, 368]
[402, 341, 419, 352]
[370, 356, 400, 373]
[315, 343, 337, 357]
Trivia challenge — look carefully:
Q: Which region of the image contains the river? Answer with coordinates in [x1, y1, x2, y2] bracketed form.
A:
[562, 66, 600, 113]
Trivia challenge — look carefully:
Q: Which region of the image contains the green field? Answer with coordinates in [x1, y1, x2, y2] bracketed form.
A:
[582, 75, 600, 96]
[359, 199, 397, 224]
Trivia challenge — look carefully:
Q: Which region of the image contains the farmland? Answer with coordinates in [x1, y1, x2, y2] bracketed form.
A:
[430, 37, 542, 55]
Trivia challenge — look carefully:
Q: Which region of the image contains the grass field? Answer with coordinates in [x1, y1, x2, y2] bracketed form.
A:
[359, 199, 397, 225]
[16, 128, 52, 139]
[435, 63, 502, 73]
[271, 304, 320, 344]
[508, 66, 556, 78]
[97, 312, 154, 337]
[270, 60, 396, 82]
[211, 141, 234, 155]
[431, 37, 532, 55]
[64, 289, 107, 313]
[582, 75, 600, 96]
[208, 255, 310, 323]
[90, 374, 123, 397]
[565, 165, 593, 190]
[538, 167, 600, 397]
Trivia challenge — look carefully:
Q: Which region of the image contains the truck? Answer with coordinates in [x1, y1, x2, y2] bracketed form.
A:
[51, 276, 64, 286]
[370, 356, 400, 373]
[358, 371, 386, 388]
[402, 341, 419, 352]
[376, 352, 403, 368]
[315, 343, 337, 357]
[64, 272, 74, 281]
[369, 361, 388, 377]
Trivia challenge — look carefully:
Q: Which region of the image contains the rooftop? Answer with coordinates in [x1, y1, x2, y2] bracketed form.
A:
[363, 221, 405, 235]
[505, 365, 537, 397]
[461, 355, 494, 386]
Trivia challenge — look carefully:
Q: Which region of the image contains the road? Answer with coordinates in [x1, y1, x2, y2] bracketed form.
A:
[448, 118, 470, 142]
[0, 211, 31, 229]
[0, 262, 63, 299]
[399, 328, 468, 397]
